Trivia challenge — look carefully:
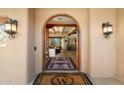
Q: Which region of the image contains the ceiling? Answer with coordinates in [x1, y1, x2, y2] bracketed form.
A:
[47, 15, 78, 37]
[49, 26, 76, 37]
[47, 16, 77, 24]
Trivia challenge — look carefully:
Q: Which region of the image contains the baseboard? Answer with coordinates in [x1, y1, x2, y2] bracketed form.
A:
[113, 75, 124, 83]
[28, 73, 39, 85]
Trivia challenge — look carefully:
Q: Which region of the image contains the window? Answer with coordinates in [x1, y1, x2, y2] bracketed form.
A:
[0, 25, 7, 47]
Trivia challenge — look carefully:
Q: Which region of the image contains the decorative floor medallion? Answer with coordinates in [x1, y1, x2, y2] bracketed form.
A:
[33, 73, 93, 85]
[51, 74, 74, 85]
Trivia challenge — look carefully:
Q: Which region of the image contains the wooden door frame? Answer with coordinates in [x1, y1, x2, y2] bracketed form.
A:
[42, 14, 81, 72]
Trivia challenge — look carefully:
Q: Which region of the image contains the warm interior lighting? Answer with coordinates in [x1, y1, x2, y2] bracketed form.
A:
[5, 24, 11, 31]
[102, 22, 113, 39]
[4, 18, 18, 39]
[58, 26, 64, 33]
[12, 24, 17, 32]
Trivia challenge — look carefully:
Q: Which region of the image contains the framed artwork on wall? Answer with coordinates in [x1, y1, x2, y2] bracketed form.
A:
[0, 24, 7, 47]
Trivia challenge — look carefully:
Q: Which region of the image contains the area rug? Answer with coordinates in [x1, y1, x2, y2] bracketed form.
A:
[33, 73, 93, 85]
[46, 57, 76, 70]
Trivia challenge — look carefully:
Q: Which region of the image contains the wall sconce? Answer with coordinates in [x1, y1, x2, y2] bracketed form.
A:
[102, 22, 113, 39]
[4, 18, 18, 39]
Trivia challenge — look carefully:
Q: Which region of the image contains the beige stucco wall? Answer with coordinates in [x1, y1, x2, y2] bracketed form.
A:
[89, 9, 116, 77]
[116, 9, 124, 82]
[35, 8, 89, 73]
[27, 9, 36, 83]
[0, 9, 28, 84]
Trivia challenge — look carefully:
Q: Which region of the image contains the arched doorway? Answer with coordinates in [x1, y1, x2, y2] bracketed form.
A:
[43, 14, 80, 72]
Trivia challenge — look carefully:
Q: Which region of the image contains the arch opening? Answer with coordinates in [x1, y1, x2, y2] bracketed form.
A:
[43, 14, 81, 72]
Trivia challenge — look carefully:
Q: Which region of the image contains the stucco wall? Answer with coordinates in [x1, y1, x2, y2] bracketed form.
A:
[116, 9, 124, 82]
[27, 9, 36, 83]
[0, 9, 28, 84]
[89, 9, 116, 77]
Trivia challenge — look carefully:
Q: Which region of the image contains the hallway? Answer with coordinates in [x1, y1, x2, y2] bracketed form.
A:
[44, 14, 80, 71]
[46, 57, 76, 70]
[1, 8, 124, 85]
[45, 49, 77, 71]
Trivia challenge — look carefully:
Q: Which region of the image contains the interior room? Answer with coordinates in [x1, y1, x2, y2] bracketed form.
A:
[45, 15, 78, 71]
[0, 8, 124, 85]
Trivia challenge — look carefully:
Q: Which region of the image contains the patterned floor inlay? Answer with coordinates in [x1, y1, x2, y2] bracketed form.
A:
[33, 73, 93, 85]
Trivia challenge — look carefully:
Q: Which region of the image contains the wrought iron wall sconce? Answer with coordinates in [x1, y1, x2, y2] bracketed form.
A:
[4, 18, 18, 39]
[102, 22, 113, 39]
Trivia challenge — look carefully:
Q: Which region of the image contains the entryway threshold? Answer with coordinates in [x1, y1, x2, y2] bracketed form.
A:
[44, 70, 79, 73]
